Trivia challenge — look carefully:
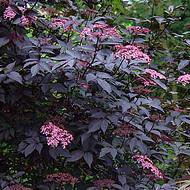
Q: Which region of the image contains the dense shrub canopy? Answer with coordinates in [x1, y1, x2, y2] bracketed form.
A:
[0, 0, 190, 190]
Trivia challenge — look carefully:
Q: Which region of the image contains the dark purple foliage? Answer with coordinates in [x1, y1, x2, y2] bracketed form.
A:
[0, 1, 190, 190]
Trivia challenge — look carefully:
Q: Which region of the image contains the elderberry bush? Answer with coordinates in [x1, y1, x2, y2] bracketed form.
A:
[0, 1, 190, 190]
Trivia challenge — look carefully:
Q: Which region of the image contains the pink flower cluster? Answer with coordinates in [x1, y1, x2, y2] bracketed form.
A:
[133, 85, 153, 94]
[4, 6, 34, 26]
[126, 26, 150, 35]
[177, 74, 190, 85]
[114, 124, 134, 137]
[41, 122, 73, 148]
[20, 15, 30, 26]
[133, 155, 164, 179]
[115, 45, 151, 64]
[46, 172, 78, 185]
[80, 22, 121, 40]
[7, 184, 32, 190]
[80, 82, 90, 90]
[142, 78, 156, 86]
[3, 6, 16, 20]
[50, 18, 74, 32]
[18, 7, 36, 27]
[0, 0, 9, 6]
[93, 179, 115, 189]
[145, 69, 166, 80]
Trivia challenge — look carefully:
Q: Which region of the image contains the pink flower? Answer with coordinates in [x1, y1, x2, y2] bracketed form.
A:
[78, 60, 89, 68]
[46, 172, 78, 185]
[93, 23, 108, 29]
[80, 27, 92, 37]
[50, 18, 76, 32]
[174, 107, 186, 112]
[126, 26, 150, 35]
[7, 184, 32, 190]
[133, 155, 164, 179]
[115, 45, 151, 64]
[3, 6, 16, 20]
[18, 7, 27, 14]
[133, 85, 153, 94]
[20, 15, 30, 26]
[93, 179, 115, 189]
[145, 69, 166, 80]
[80, 83, 90, 90]
[142, 79, 156, 86]
[0, 0, 9, 6]
[41, 122, 73, 149]
[177, 74, 190, 85]
[80, 22, 121, 40]
[114, 124, 134, 136]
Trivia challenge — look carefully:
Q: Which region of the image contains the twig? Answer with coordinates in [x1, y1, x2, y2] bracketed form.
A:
[81, 37, 100, 78]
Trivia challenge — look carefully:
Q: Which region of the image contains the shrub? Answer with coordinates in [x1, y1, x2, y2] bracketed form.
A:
[0, 0, 190, 189]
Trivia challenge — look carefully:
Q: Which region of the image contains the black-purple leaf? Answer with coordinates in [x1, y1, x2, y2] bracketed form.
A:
[97, 79, 112, 93]
[12, 171, 25, 178]
[86, 73, 96, 82]
[36, 185, 50, 190]
[83, 152, 93, 167]
[91, 111, 106, 119]
[96, 72, 112, 79]
[24, 144, 35, 157]
[0, 74, 6, 82]
[119, 99, 131, 113]
[7, 71, 22, 84]
[31, 64, 40, 76]
[0, 93, 5, 103]
[130, 138, 137, 151]
[99, 147, 111, 158]
[88, 120, 101, 133]
[86, 187, 96, 190]
[81, 133, 91, 144]
[5, 62, 15, 73]
[49, 148, 58, 160]
[0, 37, 9, 47]
[110, 148, 117, 159]
[154, 79, 167, 90]
[67, 150, 83, 162]
[35, 143, 43, 154]
[100, 119, 108, 133]
[118, 175, 126, 185]
[178, 60, 189, 70]
[18, 142, 27, 152]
